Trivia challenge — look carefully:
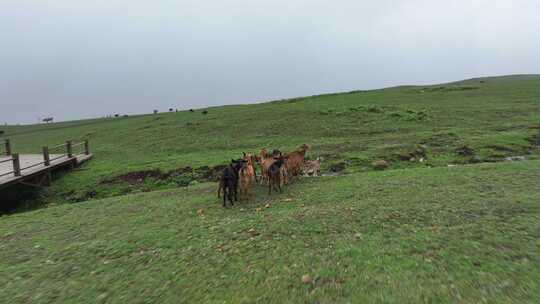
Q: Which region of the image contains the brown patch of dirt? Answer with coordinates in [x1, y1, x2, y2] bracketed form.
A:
[169, 166, 193, 176]
[455, 145, 475, 156]
[420, 132, 460, 147]
[395, 144, 427, 161]
[485, 145, 517, 152]
[329, 162, 347, 173]
[527, 134, 540, 146]
[194, 165, 228, 182]
[102, 164, 228, 186]
[116, 169, 164, 184]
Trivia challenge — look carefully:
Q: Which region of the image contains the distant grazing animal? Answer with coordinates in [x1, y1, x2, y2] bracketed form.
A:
[42, 117, 54, 123]
[202, 110, 208, 115]
[301, 157, 322, 176]
[267, 156, 287, 195]
[218, 159, 244, 207]
[284, 144, 311, 179]
[238, 153, 256, 201]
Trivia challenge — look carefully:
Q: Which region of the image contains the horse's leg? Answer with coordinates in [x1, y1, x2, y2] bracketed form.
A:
[229, 186, 234, 206]
[222, 187, 227, 207]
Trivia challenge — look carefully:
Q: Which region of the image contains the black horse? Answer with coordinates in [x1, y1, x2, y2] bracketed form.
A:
[218, 159, 245, 207]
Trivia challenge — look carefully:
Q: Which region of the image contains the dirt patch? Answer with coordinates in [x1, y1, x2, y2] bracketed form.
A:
[420, 132, 460, 147]
[485, 145, 517, 152]
[395, 144, 427, 161]
[387, 109, 429, 121]
[318, 105, 385, 116]
[329, 162, 347, 173]
[194, 165, 228, 181]
[453, 145, 484, 164]
[102, 164, 228, 187]
[319, 105, 430, 121]
[455, 145, 475, 156]
[527, 134, 540, 146]
[185, 122, 203, 128]
[116, 169, 165, 184]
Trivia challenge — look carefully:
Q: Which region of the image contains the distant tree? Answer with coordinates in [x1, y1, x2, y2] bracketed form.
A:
[189, 109, 194, 112]
[114, 114, 120, 118]
[169, 108, 173, 112]
[153, 110, 158, 114]
[42, 117, 54, 123]
[0, 130, 4, 136]
[202, 110, 208, 115]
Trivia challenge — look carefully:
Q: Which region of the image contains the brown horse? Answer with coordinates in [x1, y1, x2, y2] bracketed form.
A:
[238, 152, 256, 201]
[284, 144, 311, 180]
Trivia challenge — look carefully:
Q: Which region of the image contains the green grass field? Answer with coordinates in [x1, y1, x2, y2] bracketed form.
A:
[1, 75, 539, 303]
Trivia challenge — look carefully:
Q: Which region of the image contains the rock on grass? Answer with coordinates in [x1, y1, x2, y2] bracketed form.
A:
[372, 160, 389, 170]
[301, 274, 312, 284]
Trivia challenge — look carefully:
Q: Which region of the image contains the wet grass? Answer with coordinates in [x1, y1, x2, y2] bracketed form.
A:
[1, 160, 539, 303]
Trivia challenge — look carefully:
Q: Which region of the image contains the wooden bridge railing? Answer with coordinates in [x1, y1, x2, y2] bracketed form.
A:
[0, 139, 90, 178]
[0, 154, 18, 177]
[0, 139, 11, 156]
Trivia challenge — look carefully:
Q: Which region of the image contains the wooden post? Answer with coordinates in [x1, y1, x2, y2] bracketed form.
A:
[84, 140, 90, 155]
[66, 141, 72, 158]
[43, 146, 50, 166]
[5, 139, 11, 156]
[12, 153, 21, 176]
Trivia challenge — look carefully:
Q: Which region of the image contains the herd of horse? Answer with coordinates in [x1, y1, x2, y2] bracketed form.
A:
[217, 144, 319, 207]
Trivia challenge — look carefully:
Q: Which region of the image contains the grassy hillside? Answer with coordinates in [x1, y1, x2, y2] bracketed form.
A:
[1, 161, 539, 303]
[1, 75, 539, 207]
[0, 75, 540, 302]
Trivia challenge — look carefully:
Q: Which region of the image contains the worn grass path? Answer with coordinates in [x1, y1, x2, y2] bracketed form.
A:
[1, 160, 539, 303]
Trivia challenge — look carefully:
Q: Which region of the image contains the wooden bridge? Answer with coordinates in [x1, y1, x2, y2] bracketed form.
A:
[0, 139, 93, 189]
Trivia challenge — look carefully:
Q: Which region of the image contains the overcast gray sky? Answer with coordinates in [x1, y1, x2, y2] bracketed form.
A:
[1, 0, 539, 124]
